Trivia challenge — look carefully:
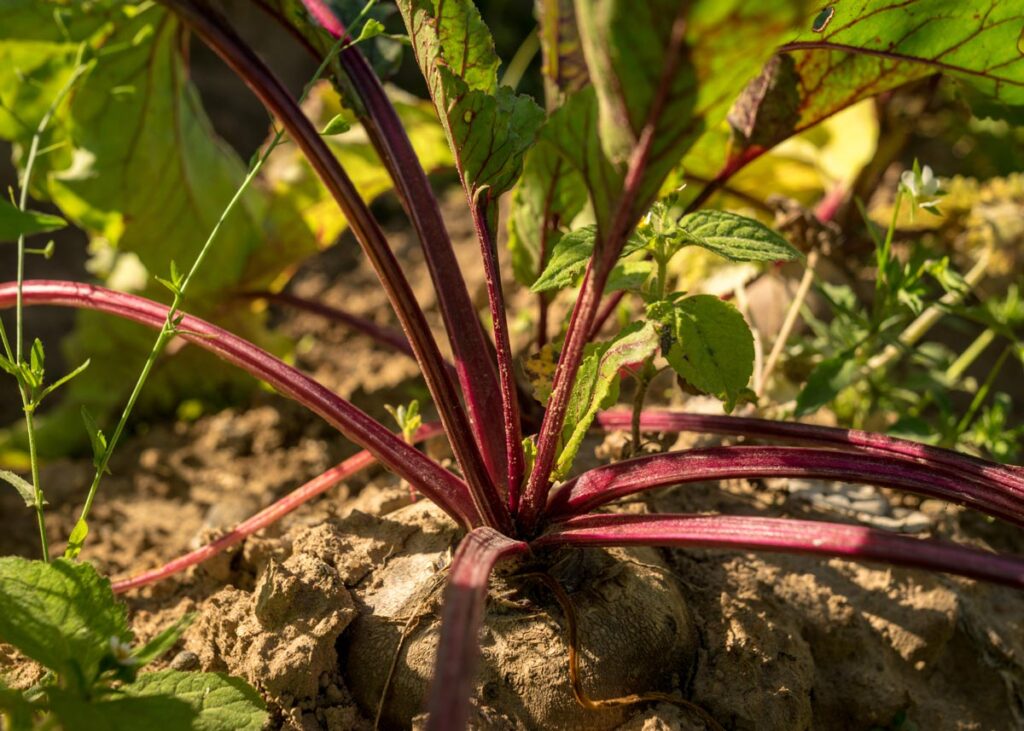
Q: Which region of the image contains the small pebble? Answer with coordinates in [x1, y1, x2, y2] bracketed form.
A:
[169, 650, 200, 671]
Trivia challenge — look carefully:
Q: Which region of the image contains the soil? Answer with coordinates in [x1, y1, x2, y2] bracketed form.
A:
[2, 191, 1024, 731]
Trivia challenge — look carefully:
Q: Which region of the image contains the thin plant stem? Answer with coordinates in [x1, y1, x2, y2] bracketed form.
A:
[955, 345, 1011, 439]
[500, 29, 540, 90]
[69, 35, 352, 555]
[945, 327, 996, 383]
[863, 248, 991, 375]
[629, 359, 655, 458]
[0, 45, 88, 560]
[761, 249, 819, 393]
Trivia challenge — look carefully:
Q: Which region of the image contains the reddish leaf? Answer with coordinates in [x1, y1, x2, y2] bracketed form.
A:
[547, 445, 1024, 527]
[537, 513, 1024, 589]
[426, 528, 528, 731]
[0, 280, 480, 528]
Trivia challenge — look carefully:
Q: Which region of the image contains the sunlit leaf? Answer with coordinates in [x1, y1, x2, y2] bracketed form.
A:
[729, 0, 1024, 173]
[678, 210, 801, 262]
[556, 321, 658, 477]
[124, 670, 267, 731]
[0, 198, 65, 241]
[0, 557, 130, 691]
[0, 468, 38, 507]
[649, 294, 755, 411]
[396, 0, 544, 216]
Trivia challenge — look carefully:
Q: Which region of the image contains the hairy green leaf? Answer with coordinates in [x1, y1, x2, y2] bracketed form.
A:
[556, 321, 658, 477]
[124, 671, 267, 731]
[678, 210, 801, 262]
[604, 260, 655, 294]
[532, 225, 645, 293]
[47, 689, 196, 731]
[531, 225, 597, 292]
[0, 558, 130, 690]
[730, 0, 1024, 165]
[650, 295, 755, 411]
[0, 198, 65, 241]
[397, 0, 544, 208]
[0, 469, 38, 508]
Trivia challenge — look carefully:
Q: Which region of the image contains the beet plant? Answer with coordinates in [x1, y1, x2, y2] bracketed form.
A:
[2, 0, 1024, 728]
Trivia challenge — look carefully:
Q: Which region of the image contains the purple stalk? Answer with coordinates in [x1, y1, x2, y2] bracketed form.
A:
[160, 0, 511, 533]
[240, 289, 429, 366]
[547, 445, 1024, 525]
[426, 527, 529, 731]
[535, 513, 1024, 589]
[518, 12, 691, 534]
[1, 281, 481, 527]
[292, 0, 512, 496]
[594, 409, 1024, 493]
[517, 264, 605, 533]
[112, 421, 445, 593]
[470, 200, 526, 510]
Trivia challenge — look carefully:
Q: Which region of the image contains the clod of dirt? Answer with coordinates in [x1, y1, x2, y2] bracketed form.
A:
[186, 532, 356, 706]
[340, 501, 698, 730]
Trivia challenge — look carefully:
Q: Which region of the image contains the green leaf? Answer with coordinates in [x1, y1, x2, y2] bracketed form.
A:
[0, 198, 65, 241]
[507, 114, 589, 287]
[29, 338, 44, 380]
[795, 352, 860, 417]
[651, 295, 755, 411]
[531, 226, 597, 293]
[0, 468, 38, 508]
[605, 260, 655, 294]
[124, 671, 267, 731]
[65, 518, 89, 560]
[80, 406, 108, 472]
[532, 225, 645, 293]
[572, 1, 806, 220]
[538, 83, 623, 235]
[47, 688, 196, 731]
[320, 113, 352, 136]
[678, 210, 801, 262]
[555, 321, 658, 478]
[396, 0, 544, 208]
[730, 0, 1024, 166]
[0, 557, 130, 690]
[352, 17, 386, 45]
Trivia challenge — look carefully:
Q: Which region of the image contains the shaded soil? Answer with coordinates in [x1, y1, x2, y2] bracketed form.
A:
[2, 193, 1023, 730]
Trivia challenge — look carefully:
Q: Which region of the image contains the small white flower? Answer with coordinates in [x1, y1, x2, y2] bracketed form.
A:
[905, 163, 942, 211]
[900, 163, 942, 212]
[109, 636, 139, 667]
